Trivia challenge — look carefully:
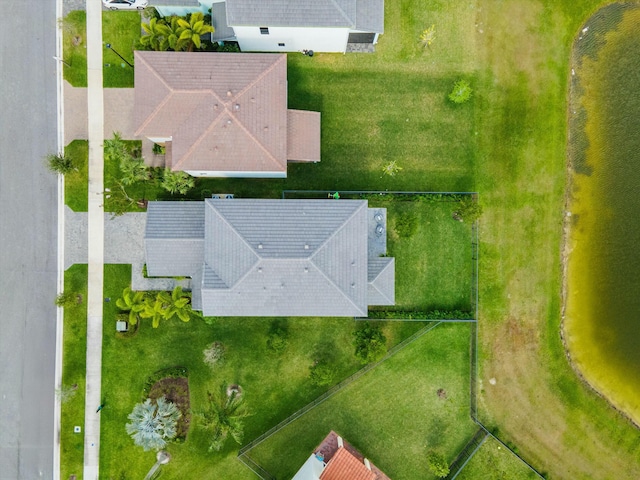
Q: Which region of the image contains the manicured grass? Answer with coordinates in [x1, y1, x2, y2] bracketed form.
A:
[102, 11, 140, 88]
[248, 323, 476, 480]
[455, 436, 538, 480]
[60, 265, 88, 480]
[62, 10, 140, 88]
[375, 197, 473, 312]
[62, 10, 87, 87]
[99, 264, 428, 478]
[65, 140, 88, 212]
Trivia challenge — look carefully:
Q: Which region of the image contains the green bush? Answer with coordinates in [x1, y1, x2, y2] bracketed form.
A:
[352, 322, 387, 364]
[427, 451, 450, 478]
[395, 210, 419, 238]
[365, 309, 474, 320]
[267, 328, 289, 354]
[448, 79, 473, 104]
[309, 362, 336, 386]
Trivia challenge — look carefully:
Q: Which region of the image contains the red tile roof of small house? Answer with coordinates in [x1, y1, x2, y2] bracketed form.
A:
[320, 447, 376, 480]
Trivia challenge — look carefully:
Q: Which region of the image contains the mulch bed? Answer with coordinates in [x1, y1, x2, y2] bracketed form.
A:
[148, 377, 191, 439]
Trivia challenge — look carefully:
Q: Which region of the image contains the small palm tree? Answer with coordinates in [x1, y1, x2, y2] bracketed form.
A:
[116, 287, 146, 325]
[140, 292, 171, 328]
[164, 286, 192, 322]
[196, 383, 251, 452]
[119, 156, 150, 186]
[162, 16, 189, 51]
[161, 169, 195, 195]
[177, 12, 214, 51]
[140, 18, 167, 51]
[126, 397, 181, 452]
[46, 153, 76, 175]
[420, 25, 436, 48]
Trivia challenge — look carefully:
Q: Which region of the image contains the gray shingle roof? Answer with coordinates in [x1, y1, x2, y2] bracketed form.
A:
[144, 199, 394, 317]
[225, 0, 383, 33]
[367, 257, 395, 305]
[211, 1, 236, 41]
[145, 202, 205, 277]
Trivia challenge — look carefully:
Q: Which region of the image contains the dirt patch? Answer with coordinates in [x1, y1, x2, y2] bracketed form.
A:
[148, 377, 191, 439]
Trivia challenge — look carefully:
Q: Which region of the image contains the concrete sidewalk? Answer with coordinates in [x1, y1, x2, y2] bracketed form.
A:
[83, 0, 105, 477]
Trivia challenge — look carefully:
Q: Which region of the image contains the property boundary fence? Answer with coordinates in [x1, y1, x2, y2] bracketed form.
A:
[238, 321, 441, 458]
[445, 428, 489, 480]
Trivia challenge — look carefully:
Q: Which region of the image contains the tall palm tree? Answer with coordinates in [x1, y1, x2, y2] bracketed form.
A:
[177, 12, 214, 51]
[196, 383, 251, 452]
[116, 287, 146, 325]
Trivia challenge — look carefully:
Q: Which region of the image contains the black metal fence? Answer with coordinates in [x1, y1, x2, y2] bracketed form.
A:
[445, 428, 489, 480]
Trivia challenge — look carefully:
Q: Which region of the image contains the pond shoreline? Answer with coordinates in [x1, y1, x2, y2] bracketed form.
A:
[559, 5, 640, 431]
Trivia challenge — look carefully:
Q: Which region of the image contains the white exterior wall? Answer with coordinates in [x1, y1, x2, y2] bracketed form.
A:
[232, 26, 349, 53]
[185, 169, 287, 178]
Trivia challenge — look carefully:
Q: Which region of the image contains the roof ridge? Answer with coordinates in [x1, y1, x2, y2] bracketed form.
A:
[171, 103, 225, 171]
[134, 53, 176, 136]
[369, 259, 394, 304]
[329, 0, 355, 27]
[310, 202, 366, 257]
[228, 55, 288, 169]
[205, 202, 260, 288]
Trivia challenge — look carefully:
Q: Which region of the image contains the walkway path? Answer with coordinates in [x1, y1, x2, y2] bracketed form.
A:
[83, 0, 105, 477]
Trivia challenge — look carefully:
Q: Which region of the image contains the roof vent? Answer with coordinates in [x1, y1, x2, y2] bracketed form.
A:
[258, 267, 262, 273]
[258, 243, 263, 249]
[304, 266, 309, 273]
[351, 260, 355, 266]
[351, 282, 356, 288]
[304, 244, 309, 250]
[227, 90, 232, 97]
[234, 104, 240, 110]
[213, 103, 218, 110]
[227, 119, 232, 125]
[264, 126, 269, 132]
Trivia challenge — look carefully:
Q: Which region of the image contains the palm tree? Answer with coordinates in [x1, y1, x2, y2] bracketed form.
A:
[163, 286, 192, 322]
[140, 18, 168, 51]
[140, 292, 171, 328]
[162, 16, 189, 51]
[126, 397, 181, 452]
[177, 12, 214, 51]
[46, 153, 76, 175]
[116, 287, 146, 325]
[161, 169, 195, 195]
[196, 383, 251, 452]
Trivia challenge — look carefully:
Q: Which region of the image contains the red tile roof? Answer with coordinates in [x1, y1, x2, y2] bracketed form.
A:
[320, 447, 376, 480]
[135, 51, 319, 175]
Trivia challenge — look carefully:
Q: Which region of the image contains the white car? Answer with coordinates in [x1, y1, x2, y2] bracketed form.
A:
[102, 0, 148, 10]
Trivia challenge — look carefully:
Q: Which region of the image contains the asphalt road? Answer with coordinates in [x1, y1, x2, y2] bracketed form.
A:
[0, 0, 59, 478]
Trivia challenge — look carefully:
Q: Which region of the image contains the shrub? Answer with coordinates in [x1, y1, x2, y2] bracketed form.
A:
[394, 210, 419, 238]
[267, 328, 289, 354]
[427, 451, 450, 478]
[125, 397, 181, 451]
[448, 79, 473, 104]
[453, 197, 483, 223]
[55, 291, 79, 308]
[309, 362, 336, 387]
[353, 322, 387, 364]
[46, 153, 76, 175]
[203, 342, 226, 369]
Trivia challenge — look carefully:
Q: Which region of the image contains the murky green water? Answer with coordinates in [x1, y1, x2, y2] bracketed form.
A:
[565, 5, 640, 423]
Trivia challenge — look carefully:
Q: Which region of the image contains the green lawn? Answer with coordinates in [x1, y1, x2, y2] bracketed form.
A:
[99, 264, 429, 478]
[62, 10, 140, 88]
[60, 265, 88, 480]
[247, 322, 476, 480]
[65, 140, 88, 211]
[455, 435, 538, 480]
[102, 11, 140, 88]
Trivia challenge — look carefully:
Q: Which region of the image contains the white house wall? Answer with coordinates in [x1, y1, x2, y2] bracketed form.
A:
[232, 26, 349, 53]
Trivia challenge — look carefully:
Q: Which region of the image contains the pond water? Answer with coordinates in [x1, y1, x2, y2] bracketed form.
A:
[565, 5, 640, 424]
